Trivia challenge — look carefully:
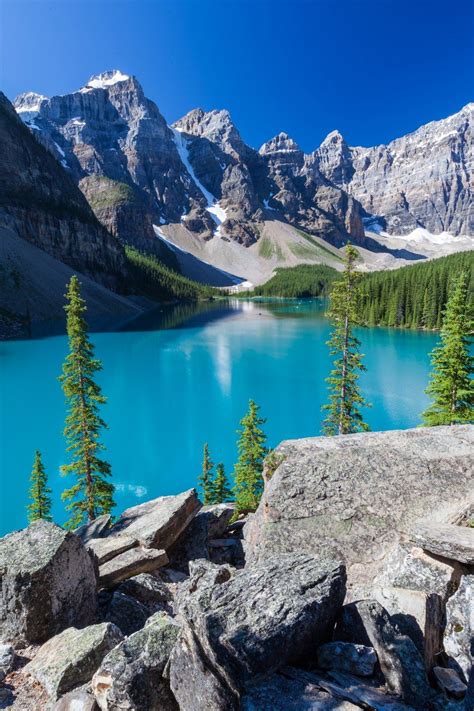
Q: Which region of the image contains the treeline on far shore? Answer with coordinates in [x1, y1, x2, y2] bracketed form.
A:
[246, 251, 473, 330]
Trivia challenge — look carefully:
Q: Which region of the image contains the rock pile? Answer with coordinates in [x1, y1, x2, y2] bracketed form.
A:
[0, 425, 472, 709]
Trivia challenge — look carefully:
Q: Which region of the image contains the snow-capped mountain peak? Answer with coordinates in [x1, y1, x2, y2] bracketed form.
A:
[85, 70, 130, 90]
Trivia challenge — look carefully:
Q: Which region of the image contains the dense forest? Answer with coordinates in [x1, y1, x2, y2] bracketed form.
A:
[251, 264, 338, 297]
[359, 251, 474, 329]
[125, 247, 217, 301]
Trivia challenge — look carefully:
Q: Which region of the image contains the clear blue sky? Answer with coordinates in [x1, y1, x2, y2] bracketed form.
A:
[1, 0, 472, 152]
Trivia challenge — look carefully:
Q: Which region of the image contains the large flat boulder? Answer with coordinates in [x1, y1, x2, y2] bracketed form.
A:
[411, 523, 474, 565]
[98, 547, 168, 588]
[0, 521, 97, 644]
[245, 426, 474, 598]
[24, 623, 123, 701]
[169, 553, 346, 710]
[92, 613, 180, 710]
[107, 489, 200, 549]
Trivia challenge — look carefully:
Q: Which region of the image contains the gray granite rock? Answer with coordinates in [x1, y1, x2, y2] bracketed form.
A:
[25, 623, 123, 701]
[92, 613, 180, 710]
[169, 553, 346, 711]
[88, 536, 138, 565]
[317, 641, 377, 677]
[241, 667, 360, 710]
[433, 666, 467, 699]
[333, 600, 431, 708]
[244, 426, 474, 598]
[411, 523, 474, 565]
[373, 543, 463, 668]
[100, 591, 150, 637]
[117, 573, 172, 607]
[0, 643, 14, 677]
[444, 575, 473, 681]
[53, 688, 99, 710]
[106, 488, 200, 550]
[0, 521, 97, 644]
[98, 547, 168, 588]
[74, 515, 112, 543]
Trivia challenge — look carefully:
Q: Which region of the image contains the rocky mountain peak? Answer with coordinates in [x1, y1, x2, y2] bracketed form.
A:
[14, 92, 48, 115]
[320, 129, 346, 146]
[173, 107, 245, 159]
[259, 131, 302, 156]
[83, 70, 131, 91]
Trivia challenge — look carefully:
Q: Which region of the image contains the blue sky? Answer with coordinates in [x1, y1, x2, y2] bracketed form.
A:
[1, 0, 472, 152]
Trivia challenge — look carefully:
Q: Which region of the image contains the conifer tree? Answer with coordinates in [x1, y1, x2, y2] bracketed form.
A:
[233, 400, 268, 513]
[322, 244, 371, 435]
[60, 276, 114, 528]
[27, 450, 52, 523]
[211, 463, 232, 504]
[199, 443, 214, 504]
[422, 272, 474, 426]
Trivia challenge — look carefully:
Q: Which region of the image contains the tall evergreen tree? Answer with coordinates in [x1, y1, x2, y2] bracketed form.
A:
[233, 400, 268, 513]
[422, 272, 474, 426]
[322, 245, 371, 435]
[59, 276, 114, 528]
[27, 450, 52, 523]
[211, 463, 232, 504]
[199, 443, 214, 504]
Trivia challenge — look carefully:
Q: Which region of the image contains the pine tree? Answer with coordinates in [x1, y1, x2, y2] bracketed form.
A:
[27, 450, 52, 523]
[422, 272, 474, 426]
[59, 276, 114, 528]
[322, 244, 371, 435]
[232, 400, 268, 513]
[199, 443, 214, 504]
[211, 463, 232, 504]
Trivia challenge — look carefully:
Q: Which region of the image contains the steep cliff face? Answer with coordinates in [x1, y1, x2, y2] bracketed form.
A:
[14, 71, 364, 251]
[314, 104, 474, 236]
[0, 92, 139, 337]
[0, 91, 126, 283]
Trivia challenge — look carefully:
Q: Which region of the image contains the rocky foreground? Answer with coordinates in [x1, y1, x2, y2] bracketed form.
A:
[0, 425, 473, 710]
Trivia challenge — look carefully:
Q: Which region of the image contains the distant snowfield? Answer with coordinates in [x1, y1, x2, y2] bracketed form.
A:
[362, 217, 473, 247]
[85, 70, 130, 90]
[171, 127, 227, 235]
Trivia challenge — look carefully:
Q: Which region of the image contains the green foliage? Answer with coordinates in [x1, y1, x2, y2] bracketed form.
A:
[59, 276, 115, 528]
[232, 400, 268, 513]
[251, 264, 338, 298]
[27, 450, 52, 523]
[322, 245, 371, 435]
[422, 272, 474, 426]
[294, 230, 343, 262]
[359, 251, 474, 329]
[86, 177, 135, 210]
[263, 450, 285, 481]
[125, 246, 217, 302]
[210, 463, 233, 504]
[199, 443, 214, 505]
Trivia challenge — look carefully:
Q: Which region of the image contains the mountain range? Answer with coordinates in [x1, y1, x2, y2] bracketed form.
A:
[0, 70, 472, 335]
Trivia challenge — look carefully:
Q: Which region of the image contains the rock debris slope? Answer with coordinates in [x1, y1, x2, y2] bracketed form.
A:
[0, 425, 473, 709]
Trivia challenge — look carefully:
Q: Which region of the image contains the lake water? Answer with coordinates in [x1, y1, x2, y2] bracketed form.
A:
[0, 299, 439, 535]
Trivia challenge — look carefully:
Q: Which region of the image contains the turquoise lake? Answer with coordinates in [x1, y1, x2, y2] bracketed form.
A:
[0, 299, 439, 535]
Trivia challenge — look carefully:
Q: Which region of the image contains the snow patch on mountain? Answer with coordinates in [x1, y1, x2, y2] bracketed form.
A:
[85, 70, 130, 90]
[171, 127, 227, 234]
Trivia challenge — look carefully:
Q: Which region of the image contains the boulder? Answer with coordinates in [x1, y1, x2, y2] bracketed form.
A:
[205, 503, 236, 538]
[433, 666, 467, 699]
[107, 489, 200, 549]
[0, 643, 14, 677]
[411, 523, 474, 565]
[169, 553, 346, 710]
[167, 509, 211, 573]
[373, 543, 463, 668]
[92, 613, 180, 710]
[118, 573, 173, 607]
[87, 536, 138, 565]
[0, 521, 97, 644]
[317, 641, 377, 677]
[74, 515, 112, 543]
[444, 575, 473, 681]
[100, 591, 149, 637]
[315, 670, 417, 710]
[241, 668, 360, 710]
[333, 599, 431, 708]
[24, 623, 123, 701]
[54, 688, 99, 710]
[98, 547, 168, 588]
[244, 426, 474, 598]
